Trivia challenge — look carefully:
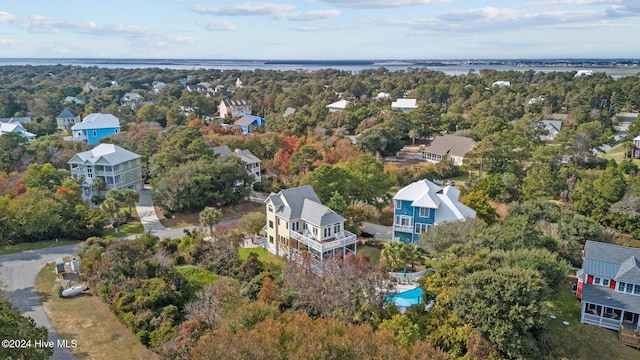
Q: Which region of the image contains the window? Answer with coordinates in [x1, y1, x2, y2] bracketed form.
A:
[269, 220, 273, 229]
[635, 285, 640, 295]
[268, 205, 273, 212]
[292, 221, 299, 231]
[86, 166, 93, 179]
[415, 223, 430, 234]
[312, 227, 318, 236]
[603, 279, 610, 287]
[618, 282, 625, 292]
[269, 236, 273, 244]
[395, 200, 402, 209]
[419, 207, 430, 218]
[324, 228, 331, 238]
[114, 175, 121, 184]
[395, 216, 412, 227]
[277, 218, 280, 225]
[594, 277, 601, 285]
[334, 224, 340, 233]
[104, 166, 112, 171]
[115, 128, 120, 133]
[106, 176, 114, 185]
[113, 165, 119, 171]
[285, 223, 288, 230]
[92, 130, 97, 137]
[627, 283, 634, 293]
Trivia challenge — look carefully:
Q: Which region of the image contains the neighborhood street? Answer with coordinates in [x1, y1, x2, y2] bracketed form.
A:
[0, 245, 77, 360]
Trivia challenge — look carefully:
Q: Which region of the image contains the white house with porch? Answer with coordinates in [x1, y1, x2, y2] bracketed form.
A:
[263, 185, 356, 274]
[577, 240, 640, 347]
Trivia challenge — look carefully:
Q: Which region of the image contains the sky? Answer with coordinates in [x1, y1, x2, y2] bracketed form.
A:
[0, 0, 639, 60]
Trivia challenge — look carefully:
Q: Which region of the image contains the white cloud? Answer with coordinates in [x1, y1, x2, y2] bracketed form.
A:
[0, 38, 17, 45]
[313, 0, 448, 8]
[199, 20, 237, 31]
[292, 23, 357, 31]
[191, 2, 295, 16]
[276, 10, 340, 21]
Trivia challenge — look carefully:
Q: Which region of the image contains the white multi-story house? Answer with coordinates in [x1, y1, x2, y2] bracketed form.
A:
[391, 98, 418, 112]
[218, 98, 251, 119]
[55, 107, 81, 131]
[212, 145, 261, 182]
[264, 185, 357, 274]
[326, 100, 350, 112]
[67, 143, 143, 200]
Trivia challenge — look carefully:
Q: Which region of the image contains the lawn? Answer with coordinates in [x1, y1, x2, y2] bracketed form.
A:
[601, 145, 640, 165]
[0, 239, 81, 256]
[103, 221, 144, 237]
[542, 284, 640, 359]
[159, 201, 263, 228]
[35, 262, 158, 360]
[238, 246, 284, 265]
[357, 244, 382, 266]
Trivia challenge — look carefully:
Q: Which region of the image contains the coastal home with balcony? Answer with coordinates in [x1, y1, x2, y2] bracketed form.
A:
[391, 98, 418, 112]
[71, 113, 121, 145]
[233, 115, 266, 134]
[55, 107, 81, 131]
[577, 240, 640, 347]
[0, 120, 36, 142]
[218, 98, 251, 119]
[392, 179, 476, 243]
[67, 143, 142, 200]
[263, 185, 357, 274]
[213, 145, 261, 183]
[421, 134, 475, 166]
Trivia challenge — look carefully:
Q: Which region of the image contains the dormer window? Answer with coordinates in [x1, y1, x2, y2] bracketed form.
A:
[617, 281, 640, 295]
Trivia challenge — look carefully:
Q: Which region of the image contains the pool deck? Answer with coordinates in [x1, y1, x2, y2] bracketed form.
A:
[393, 283, 419, 293]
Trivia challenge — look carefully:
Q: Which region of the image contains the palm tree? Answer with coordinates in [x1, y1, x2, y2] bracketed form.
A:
[121, 189, 139, 214]
[200, 206, 221, 236]
[401, 243, 422, 272]
[89, 177, 106, 201]
[100, 197, 119, 227]
[381, 241, 404, 271]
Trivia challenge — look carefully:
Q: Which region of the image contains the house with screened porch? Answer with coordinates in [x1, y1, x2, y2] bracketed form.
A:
[263, 185, 356, 274]
[577, 240, 640, 347]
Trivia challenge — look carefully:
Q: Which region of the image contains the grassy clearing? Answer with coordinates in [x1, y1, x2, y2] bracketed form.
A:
[238, 246, 283, 265]
[35, 262, 158, 360]
[103, 221, 144, 237]
[357, 244, 381, 266]
[602, 145, 640, 165]
[542, 285, 640, 359]
[0, 239, 81, 256]
[159, 201, 263, 228]
[176, 265, 219, 290]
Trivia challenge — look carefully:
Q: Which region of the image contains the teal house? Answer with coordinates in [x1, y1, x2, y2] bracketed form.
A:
[392, 179, 476, 243]
[71, 113, 121, 145]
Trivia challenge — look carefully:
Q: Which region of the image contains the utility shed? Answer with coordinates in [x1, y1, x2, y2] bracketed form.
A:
[55, 258, 65, 274]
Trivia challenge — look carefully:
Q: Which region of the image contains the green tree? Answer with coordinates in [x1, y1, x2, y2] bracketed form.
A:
[381, 241, 404, 271]
[0, 292, 52, 360]
[23, 163, 70, 191]
[379, 314, 421, 348]
[121, 188, 140, 214]
[100, 196, 119, 227]
[200, 206, 221, 236]
[461, 190, 498, 225]
[453, 267, 547, 359]
[89, 177, 107, 201]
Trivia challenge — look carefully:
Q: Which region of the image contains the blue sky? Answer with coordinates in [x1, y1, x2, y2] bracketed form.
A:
[0, 0, 638, 59]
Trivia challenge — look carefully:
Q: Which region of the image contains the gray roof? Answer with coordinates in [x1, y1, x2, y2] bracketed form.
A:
[72, 113, 120, 130]
[581, 284, 640, 312]
[283, 107, 297, 117]
[221, 98, 249, 107]
[540, 120, 562, 132]
[583, 240, 640, 282]
[0, 116, 31, 124]
[422, 135, 475, 158]
[213, 145, 260, 164]
[266, 185, 344, 225]
[56, 107, 79, 119]
[234, 116, 259, 127]
[68, 143, 140, 166]
[300, 198, 345, 227]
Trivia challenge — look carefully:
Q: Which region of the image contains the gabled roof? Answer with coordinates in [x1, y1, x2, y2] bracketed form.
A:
[0, 122, 36, 139]
[423, 135, 475, 158]
[327, 100, 350, 109]
[539, 120, 562, 133]
[266, 185, 344, 226]
[68, 143, 140, 166]
[221, 98, 249, 107]
[283, 107, 298, 117]
[72, 113, 120, 130]
[391, 98, 417, 109]
[582, 241, 640, 280]
[213, 145, 260, 164]
[234, 115, 263, 127]
[56, 107, 79, 119]
[0, 117, 31, 124]
[393, 179, 476, 223]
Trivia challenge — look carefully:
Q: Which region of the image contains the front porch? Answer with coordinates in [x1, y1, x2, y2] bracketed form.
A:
[620, 323, 640, 349]
[288, 229, 357, 274]
[581, 300, 640, 347]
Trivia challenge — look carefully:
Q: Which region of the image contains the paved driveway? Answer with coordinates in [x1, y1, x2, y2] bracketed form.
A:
[361, 221, 393, 241]
[0, 245, 77, 360]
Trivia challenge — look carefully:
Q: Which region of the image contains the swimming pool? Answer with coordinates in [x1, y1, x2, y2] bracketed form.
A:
[387, 287, 423, 308]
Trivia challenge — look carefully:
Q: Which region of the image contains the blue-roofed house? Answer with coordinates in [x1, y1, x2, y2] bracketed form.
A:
[56, 107, 81, 131]
[67, 143, 142, 200]
[71, 113, 121, 145]
[234, 115, 265, 134]
[263, 185, 357, 274]
[577, 241, 640, 342]
[392, 179, 476, 243]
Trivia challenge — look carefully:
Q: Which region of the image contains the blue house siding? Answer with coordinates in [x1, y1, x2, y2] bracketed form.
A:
[394, 201, 436, 243]
[86, 127, 120, 145]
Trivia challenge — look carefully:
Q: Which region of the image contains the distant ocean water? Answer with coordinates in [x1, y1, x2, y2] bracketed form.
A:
[0, 58, 638, 77]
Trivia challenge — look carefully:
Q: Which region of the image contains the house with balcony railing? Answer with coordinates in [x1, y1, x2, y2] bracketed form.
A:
[577, 240, 640, 348]
[263, 185, 356, 274]
[392, 179, 476, 243]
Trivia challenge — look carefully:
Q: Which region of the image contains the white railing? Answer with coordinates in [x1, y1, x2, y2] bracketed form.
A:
[582, 313, 622, 330]
[388, 269, 428, 283]
[394, 224, 413, 233]
[289, 230, 356, 253]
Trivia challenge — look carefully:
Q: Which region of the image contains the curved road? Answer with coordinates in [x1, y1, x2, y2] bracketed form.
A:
[0, 244, 77, 360]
